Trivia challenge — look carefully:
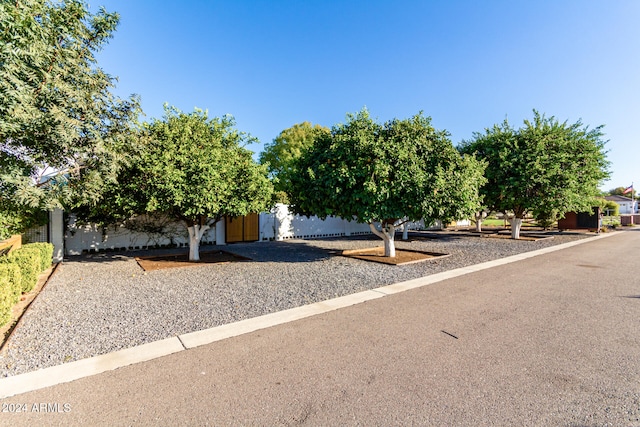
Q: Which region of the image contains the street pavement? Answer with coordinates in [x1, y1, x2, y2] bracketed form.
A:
[0, 230, 639, 426]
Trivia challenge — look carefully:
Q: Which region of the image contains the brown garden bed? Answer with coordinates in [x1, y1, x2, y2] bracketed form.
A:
[135, 250, 251, 271]
[341, 247, 450, 265]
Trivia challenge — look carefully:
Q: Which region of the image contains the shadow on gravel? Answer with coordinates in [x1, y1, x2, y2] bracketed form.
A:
[62, 254, 133, 264]
[64, 242, 337, 265]
[222, 241, 337, 263]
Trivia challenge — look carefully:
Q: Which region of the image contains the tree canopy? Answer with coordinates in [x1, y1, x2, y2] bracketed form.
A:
[599, 199, 619, 216]
[459, 110, 610, 238]
[73, 106, 273, 261]
[289, 109, 486, 256]
[0, 0, 139, 236]
[259, 122, 329, 203]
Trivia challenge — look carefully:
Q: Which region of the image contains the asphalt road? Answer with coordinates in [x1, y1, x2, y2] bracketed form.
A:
[1, 230, 639, 426]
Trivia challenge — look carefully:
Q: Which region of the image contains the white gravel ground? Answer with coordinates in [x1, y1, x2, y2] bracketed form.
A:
[0, 230, 592, 377]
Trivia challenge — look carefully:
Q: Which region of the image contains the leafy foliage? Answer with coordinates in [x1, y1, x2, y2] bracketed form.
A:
[259, 122, 329, 203]
[72, 106, 273, 259]
[138, 107, 273, 225]
[289, 109, 486, 255]
[25, 242, 53, 271]
[0, 0, 140, 233]
[598, 199, 619, 216]
[0, 263, 22, 327]
[459, 111, 610, 229]
[0, 246, 39, 292]
[0, 205, 48, 240]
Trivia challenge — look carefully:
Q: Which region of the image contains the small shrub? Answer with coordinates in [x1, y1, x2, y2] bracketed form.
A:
[1, 248, 41, 293]
[0, 263, 22, 327]
[0, 274, 13, 326]
[0, 263, 22, 303]
[23, 243, 53, 271]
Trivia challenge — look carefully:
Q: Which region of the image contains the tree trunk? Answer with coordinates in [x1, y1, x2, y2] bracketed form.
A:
[187, 223, 210, 261]
[402, 221, 409, 240]
[384, 231, 396, 257]
[510, 217, 523, 239]
[475, 212, 483, 232]
[369, 222, 396, 257]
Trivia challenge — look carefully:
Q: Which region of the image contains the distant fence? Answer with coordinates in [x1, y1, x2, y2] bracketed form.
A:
[0, 235, 22, 257]
[620, 214, 640, 226]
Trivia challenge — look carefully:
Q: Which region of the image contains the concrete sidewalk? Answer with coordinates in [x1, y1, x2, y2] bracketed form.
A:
[0, 230, 639, 425]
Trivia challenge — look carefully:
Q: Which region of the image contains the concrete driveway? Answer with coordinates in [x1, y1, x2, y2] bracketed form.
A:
[0, 230, 639, 426]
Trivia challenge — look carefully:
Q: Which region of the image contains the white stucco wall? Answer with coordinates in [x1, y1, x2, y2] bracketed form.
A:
[258, 204, 443, 241]
[63, 207, 453, 254]
[64, 215, 217, 255]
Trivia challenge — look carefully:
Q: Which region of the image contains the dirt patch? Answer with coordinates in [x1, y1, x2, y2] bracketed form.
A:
[342, 247, 450, 265]
[135, 250, 251, 271]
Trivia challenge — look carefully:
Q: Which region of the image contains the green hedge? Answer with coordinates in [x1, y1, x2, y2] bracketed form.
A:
[0, 243, 53, 327]
[0, 275, 13, 326]
[24, 242, 53, 271]
[2, 250, 39, 293]
[0, 263, 22, 327]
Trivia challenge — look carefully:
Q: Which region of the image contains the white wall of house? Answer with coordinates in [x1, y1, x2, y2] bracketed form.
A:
[605, 195, 638, 215]
[616, 201, 637, 214]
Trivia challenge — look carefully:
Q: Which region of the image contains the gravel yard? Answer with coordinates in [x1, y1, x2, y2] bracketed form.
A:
[0, 230, 593, 377]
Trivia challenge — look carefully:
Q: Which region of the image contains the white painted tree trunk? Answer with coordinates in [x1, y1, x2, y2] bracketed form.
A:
[510, 218, 523, 239]
[187, 224, 210, 261]
[475, 212, 483, 232]
[402, 221, 409, 240]
[369, 222, 396, 257]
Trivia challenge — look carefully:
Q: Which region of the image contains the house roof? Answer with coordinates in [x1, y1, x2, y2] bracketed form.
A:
[605, 195, 635, 203]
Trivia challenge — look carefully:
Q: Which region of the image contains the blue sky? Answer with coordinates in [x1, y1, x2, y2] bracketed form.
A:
[91, 0, 640, 191]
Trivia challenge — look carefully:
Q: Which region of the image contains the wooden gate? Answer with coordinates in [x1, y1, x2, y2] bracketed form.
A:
[225, 213, 259, 243]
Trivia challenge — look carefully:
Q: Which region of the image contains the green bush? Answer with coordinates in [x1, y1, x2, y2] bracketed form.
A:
[24, 242, 53, 271]
[0, 248, 41, 293]
[0, 263, 22, 302]
[0, 243, 52, 328]
[0, 263, 22, 327]
[0, 274, 13, 326]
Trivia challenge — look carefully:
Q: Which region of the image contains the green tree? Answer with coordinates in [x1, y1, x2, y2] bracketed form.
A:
[259, 122, 329, 202]
[73, 107, 273, 261]
[598, 199, 619, 216]
[459, 111, 610, 238]
[289, 109, 486, 257]
[0, 0, 140, 234]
